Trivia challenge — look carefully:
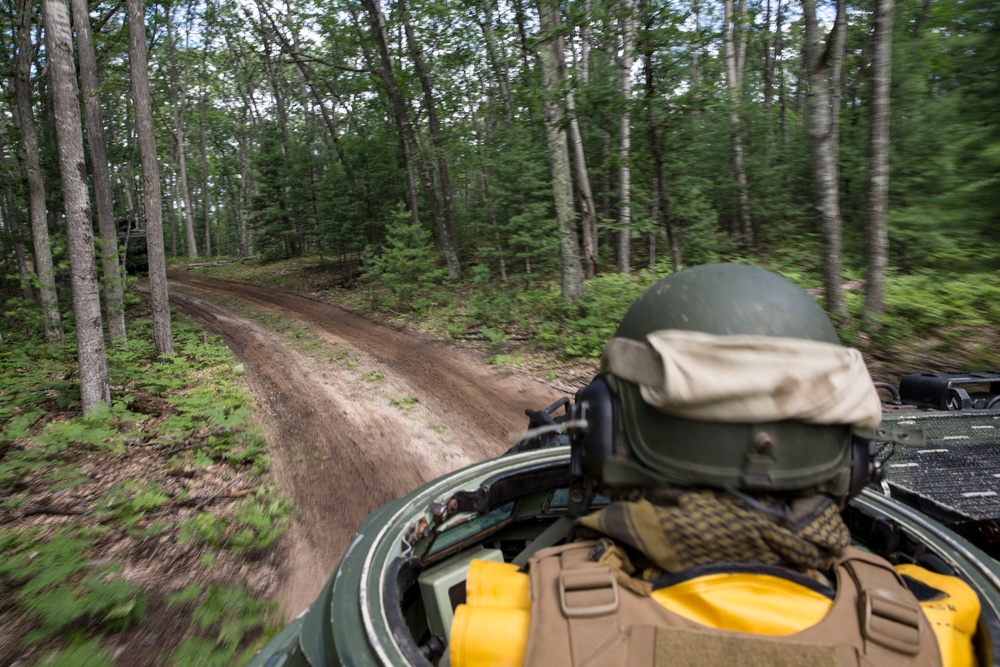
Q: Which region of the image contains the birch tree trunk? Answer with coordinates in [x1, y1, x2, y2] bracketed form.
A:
[802, 0, 845, 314]
[863, 0, 894, 325]
[14, 0, 64, 344]
[616, 0, 636, 273]
[43, 0, 111, 412]
[537, 0, 584, 303]
[723, 0, 751, 242]
[830, 0, 847, 152]
[199, 94, 211, 258]
[71, 0, 126, 346]
[128, 0, 173, 355]
[776, 0, 789, 175]
[566, 90, 597, 278]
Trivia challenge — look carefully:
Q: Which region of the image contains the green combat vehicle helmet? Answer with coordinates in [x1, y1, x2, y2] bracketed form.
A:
[575, 263, 883, 501]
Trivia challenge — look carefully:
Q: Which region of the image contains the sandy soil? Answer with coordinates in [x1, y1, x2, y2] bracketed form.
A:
[166, 271, 559, 620]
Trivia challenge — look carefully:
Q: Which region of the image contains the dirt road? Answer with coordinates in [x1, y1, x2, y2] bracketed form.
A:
[167, 272, 559, 619]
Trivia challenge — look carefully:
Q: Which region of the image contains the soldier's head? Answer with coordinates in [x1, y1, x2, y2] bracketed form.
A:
[570, 263, 884, 503]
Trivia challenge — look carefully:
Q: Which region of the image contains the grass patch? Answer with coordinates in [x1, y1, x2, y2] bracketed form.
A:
[389, 394, 418, 410]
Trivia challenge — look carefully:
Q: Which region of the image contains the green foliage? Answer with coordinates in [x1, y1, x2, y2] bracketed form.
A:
[361, 370, 385, 382]
[166, 582, 203, 605]
[464, 264, 518, 330]
[880, 272, 1000, 341]
[486, 353, 524, 366]
[362, 207, 448, 313]
[31, 637, 113, 667]
[36, 408, 126, 454]
[96, 479, 170, 526]
[0, 528, 146, 643]
[2, 296, 48, 342]
[390, 394, 419, 410]
[562, 274, 649, 358]
[227, 488, 292, 554]
[670, 177, 729, 267]
[168, 586, 278, 667]
[178, 512, 227, 548]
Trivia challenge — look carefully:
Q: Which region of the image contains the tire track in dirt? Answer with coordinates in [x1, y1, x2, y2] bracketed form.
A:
[166, 273, 558, 619]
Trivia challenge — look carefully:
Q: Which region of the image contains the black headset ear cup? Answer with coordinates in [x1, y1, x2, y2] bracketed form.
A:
[847, 436, 883, 499]
[571, 376, 616, 485]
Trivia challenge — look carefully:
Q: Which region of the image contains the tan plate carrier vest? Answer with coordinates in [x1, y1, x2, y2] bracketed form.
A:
[523, 541, 942, 667]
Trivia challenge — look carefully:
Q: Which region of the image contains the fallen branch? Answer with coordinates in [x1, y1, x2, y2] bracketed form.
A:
[173, 487, 259, 508]
[185, 259, 242, 269]
[22, 504, 88, 517]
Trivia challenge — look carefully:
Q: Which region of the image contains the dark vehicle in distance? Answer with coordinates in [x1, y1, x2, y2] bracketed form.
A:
[249, 372, 1000, 667]
[116, 217, 147, 276]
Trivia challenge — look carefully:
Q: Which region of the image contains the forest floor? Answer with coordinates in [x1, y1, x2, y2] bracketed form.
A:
[166, 270, 569, 621]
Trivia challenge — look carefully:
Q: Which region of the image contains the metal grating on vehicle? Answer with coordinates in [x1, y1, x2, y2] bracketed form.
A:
[878, 412, 1000, 522]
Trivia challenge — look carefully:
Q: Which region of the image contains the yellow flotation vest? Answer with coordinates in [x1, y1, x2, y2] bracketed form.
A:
[451, 545, 979, 667]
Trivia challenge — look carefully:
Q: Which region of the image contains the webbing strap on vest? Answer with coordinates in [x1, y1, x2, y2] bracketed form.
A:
[842, 555, 924, 659]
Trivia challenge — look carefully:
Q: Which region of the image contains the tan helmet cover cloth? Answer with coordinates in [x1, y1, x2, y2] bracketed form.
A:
[601, 330, 882, 430]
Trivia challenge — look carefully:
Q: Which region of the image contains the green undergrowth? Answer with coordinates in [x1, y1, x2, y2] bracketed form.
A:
[0, 307, 286, 665]
[191, 253, 1000, 376]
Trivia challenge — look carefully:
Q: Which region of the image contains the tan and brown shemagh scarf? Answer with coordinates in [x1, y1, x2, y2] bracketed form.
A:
[574, 490, 850, 594]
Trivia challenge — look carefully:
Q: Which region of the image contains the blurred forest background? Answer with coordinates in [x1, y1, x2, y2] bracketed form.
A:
[2, 0, 1000, 399]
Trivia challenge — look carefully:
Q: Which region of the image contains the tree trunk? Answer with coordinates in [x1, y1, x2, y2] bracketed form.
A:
[359, 0, 422, 226]
[71, 0, 126, 346]
[763, 0, 774, 151]
[776, 0, 789, 176]
[257, 4, 349, 174]
[400, 0, 462, 279]
[43, 0, 111, 412]
[199, 92, 211, 258]
[863, 0, 894, 325]
[830, 0, 847, 153]
[616, 0, 636, 273]
[512, 0, 533, 80]
[690, 0, 701, 108]
[580, 0, 591, 85]
[641, 0, 680, 273]
[167, 8, 198, 259]
[537, 0, 584, 303]
[199, 36, 212, 259]
[479, 0, 514, 122]
[802, 0, 845, 314]
[0, 131, 35, 301]
[128, 0, 173, 355]
[723, 0, 751, 242]
[566, 90, 597, 278]
[14, 0, 64, 344]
